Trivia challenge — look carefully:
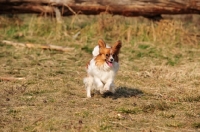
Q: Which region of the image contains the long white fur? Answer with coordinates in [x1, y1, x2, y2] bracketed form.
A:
[84, 45, 119, 98]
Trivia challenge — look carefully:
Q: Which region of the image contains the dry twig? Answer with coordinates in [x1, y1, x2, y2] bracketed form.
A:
[0, 77, 25, 81]
[1, 40, 74, 52]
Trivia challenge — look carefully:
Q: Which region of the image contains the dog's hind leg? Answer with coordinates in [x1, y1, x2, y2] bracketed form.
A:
[83, 76, 93, 98]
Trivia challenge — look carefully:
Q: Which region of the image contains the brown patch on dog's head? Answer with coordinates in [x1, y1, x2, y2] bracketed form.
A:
[95, 39, 122, 67]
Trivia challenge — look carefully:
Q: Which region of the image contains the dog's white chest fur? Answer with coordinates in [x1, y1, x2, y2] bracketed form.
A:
[87, 59, 119, 84]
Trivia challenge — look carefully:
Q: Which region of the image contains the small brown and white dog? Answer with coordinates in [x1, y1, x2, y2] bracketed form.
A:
[83, 39, 122, 98]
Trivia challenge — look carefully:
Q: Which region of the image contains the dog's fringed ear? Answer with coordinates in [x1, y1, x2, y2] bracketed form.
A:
[98, 39, 106, 48]
[112, 40, 122, 55]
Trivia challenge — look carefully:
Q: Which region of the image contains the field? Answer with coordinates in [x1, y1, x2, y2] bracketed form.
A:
[0, 14, 200, 132]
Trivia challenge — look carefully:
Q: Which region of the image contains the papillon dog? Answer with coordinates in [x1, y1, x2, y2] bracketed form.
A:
[83, 39, 122, 98]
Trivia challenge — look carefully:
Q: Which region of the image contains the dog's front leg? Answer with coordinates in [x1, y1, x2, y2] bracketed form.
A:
[94, 77, 104, 94]
[110, 83, 116, 93]
[103, 80, 114, 92]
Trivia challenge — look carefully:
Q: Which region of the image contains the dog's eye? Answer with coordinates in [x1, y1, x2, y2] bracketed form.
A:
[106, 54, 109, 57]
[112, 53, 116, 57]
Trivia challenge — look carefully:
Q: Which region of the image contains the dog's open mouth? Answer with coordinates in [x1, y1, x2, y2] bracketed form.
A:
[106, 61, 113, 67]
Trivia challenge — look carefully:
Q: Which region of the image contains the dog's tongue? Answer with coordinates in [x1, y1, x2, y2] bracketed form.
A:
[107, 61, 113, 67]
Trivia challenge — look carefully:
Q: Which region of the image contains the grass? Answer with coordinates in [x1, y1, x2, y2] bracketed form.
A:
[0, 14, 200, 131]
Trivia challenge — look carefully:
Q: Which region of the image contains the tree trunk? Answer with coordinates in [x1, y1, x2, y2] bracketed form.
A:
[0, 0, 200, 17]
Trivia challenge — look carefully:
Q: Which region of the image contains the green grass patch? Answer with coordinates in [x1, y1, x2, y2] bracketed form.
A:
[166, 121, 184, 128]
[117, 107, 141, 114]
[192, 122, 200, 128]
[81, 45, 93, 54]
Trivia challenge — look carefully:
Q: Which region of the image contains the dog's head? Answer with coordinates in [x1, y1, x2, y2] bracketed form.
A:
[95, 39, 122, 67]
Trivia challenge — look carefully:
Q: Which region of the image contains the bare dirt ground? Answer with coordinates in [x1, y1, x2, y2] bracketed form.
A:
[0, 14, 200, 131]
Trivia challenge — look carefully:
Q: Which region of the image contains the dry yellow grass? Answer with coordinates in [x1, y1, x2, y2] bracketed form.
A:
[0, 14, 200, 131]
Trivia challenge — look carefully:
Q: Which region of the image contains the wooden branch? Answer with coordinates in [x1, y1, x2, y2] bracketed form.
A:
[0, 77, 25, 81]
[0, 0, 199, 17]
[1, 40, 74, 52]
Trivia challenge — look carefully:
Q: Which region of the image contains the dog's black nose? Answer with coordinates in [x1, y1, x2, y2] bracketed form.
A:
[110, 58, 114, 62]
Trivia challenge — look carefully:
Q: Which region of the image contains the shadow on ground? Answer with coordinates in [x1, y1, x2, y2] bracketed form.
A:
[101, 87, 144, 99]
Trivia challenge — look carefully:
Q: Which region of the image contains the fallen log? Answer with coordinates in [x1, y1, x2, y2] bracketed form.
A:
[0, 0, 199, 17]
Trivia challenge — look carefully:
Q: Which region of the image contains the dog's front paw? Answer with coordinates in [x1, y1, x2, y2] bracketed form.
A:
[100, 89, 110, 95]
[103, 85, 110, 91]
[100, 89, 110, 94]
[100, 89, 105, 94]
[110, 88, 115, 93]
